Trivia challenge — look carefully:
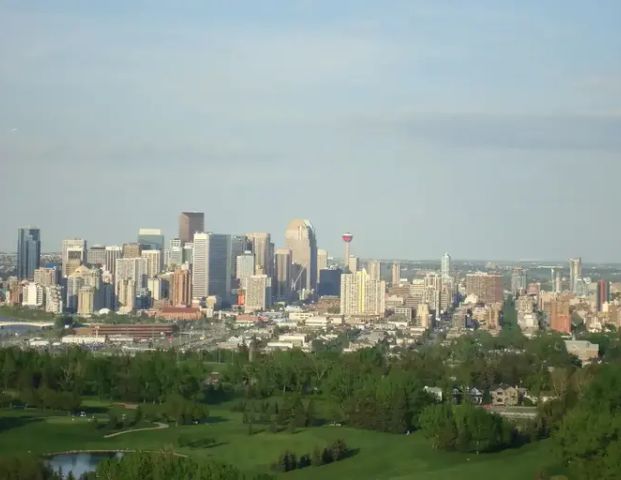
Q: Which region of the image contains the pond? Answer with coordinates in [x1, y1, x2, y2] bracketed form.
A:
[46, 452, 123, 478]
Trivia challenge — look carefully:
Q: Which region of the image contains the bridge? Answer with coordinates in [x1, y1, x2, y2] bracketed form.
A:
[0, 321, 54, 328]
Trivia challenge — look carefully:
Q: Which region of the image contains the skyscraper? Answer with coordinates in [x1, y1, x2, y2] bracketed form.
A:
[274, 248, 292, 301]
[141, 249, 162, 278]
[391, 262, 401, 286]
[510, 268, 527, 296]
[597, 280, 610, 312]
[317, 249, 328, 273]
[179, 212, 204, 244]
[167, 238, 183, 269]
[208, 234, 232, 303]
[17, 227, 40, 280]
[366, 260, 381, 281]
[348, 256, 359, 274]
[441, 253, 451, 281]
[569, 258, 582, 294]
[192, 232, 209, 299]
[138, 228, 165, 251]
[87, 245, 106, 267]
[284, 218, 318, 295]
[246, 232, 272, 276]
[171, 266, 192, 307]
[62, 239, 86, 277]
[236, 252, 255, 290]
[105, 246, 122, 275]
[122, 242, 142, 258]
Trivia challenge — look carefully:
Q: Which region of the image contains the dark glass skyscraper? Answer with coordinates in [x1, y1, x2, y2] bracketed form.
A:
[17, 227, 41, 280]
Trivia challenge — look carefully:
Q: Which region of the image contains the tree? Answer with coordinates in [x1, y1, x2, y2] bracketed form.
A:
[419, 404, 457, 450]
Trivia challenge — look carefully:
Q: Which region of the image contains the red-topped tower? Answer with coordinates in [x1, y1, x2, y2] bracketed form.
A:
[342, 232, 353, 268]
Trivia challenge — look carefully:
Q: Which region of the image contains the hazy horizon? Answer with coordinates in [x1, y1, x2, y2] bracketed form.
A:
[1, 1, 620, 261]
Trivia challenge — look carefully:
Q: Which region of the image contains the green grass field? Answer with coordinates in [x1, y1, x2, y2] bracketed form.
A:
[0, 404, 555, 479]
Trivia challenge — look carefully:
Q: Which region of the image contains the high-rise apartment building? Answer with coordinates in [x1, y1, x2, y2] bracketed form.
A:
[366, 260, 381, 281]
[340, 269, 386, 316]
[141, 249, 162, 278]
[274, 249, 292, 301]
[62, 239, 86, 277]
[391, 262, 401, 286]
[34, 267, 58, 287]
[549, 296, 571, 334]
[171, 266, 192, 307]
[115, 257, 148, 290]
[511, 268, 527, 296]
[122, 242, 142, 259]
[597, 280, 610, 312]
[179, 212, 204, 244]
[67, 265, 100, 312]
[284, 219, 318, 295]
[465, 272, 504, 305]
[183, 242, 193, 265]
[105, 246, 122, 275]
[569, 258, 582, 294]
[348, 256, 359, 274]
[17, 227, 41, 280]
[78, 286, 96, 316]
[244, 274, 272, 313]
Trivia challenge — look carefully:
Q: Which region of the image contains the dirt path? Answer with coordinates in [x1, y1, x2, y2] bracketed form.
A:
[103, 422, 169, 438]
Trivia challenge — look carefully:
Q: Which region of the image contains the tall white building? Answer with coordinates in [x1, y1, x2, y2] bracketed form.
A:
[347, 255, 359, 274]
[441, 253, 452, 281]
[105, 246, 122, 275]
[115, 257, 148, 291]
[192, 233, 209, 298]
[22, 282, 44, 307]
[340, 269, 386, 316]
[244, 274, 272, 313]
[141, 249, 162, 278]
[167, 238, 183, 269]
[366, 260, 381, 281]
[569, 257, 582, 294]
[236, 251, 255, 290]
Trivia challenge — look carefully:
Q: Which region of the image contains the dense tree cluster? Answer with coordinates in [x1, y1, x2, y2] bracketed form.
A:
[554, 365, 621, 480]
[0, 455, 62, 480]
[84, 451, 273, 480]
[419, 403, 513, 453]
[272, 439, 350, 472]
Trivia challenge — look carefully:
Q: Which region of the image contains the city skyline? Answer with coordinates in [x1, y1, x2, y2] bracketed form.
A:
[1, 1, 620, 261]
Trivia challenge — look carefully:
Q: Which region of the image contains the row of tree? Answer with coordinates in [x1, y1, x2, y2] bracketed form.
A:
[272, 439, 350, 472]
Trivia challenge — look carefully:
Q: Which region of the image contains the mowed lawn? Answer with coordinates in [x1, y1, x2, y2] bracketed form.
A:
[0, 405, 552, 479]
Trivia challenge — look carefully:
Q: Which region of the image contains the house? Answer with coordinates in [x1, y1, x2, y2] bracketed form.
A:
[491, 385, 522, 406]
[423, 386, 443, 402]
[468, 387, 484, 405]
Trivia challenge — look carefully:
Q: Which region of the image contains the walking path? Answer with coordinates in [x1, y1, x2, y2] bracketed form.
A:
[103, 422, 169, 438]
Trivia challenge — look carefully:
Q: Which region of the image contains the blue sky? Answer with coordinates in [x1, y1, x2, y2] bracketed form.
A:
[1, 1, 620, 261]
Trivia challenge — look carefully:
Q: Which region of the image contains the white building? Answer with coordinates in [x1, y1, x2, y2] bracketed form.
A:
[141, 249, 162, 278]
[22, 282, 44, 307]
[340, 269, 386, 316]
